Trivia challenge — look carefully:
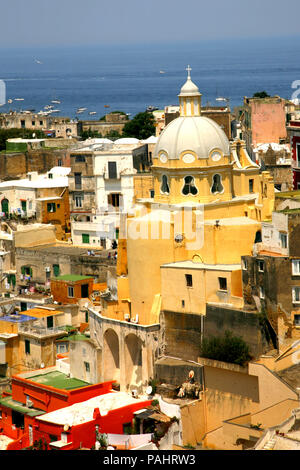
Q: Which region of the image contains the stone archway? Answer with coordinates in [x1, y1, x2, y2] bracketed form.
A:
[124, 333, 143, 391]
[103, 329, 120, 383]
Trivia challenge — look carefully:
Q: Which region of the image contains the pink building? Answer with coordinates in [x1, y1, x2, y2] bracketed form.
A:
[287, 119, 300, 189]
[242, 96, 287, 157]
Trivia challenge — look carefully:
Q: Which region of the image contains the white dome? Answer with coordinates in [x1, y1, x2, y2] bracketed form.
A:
[154, 116, 230, 160]
[114, 138, 140, 144]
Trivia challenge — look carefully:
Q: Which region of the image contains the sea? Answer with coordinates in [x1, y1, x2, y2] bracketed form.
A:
[0, 36, 300, 120]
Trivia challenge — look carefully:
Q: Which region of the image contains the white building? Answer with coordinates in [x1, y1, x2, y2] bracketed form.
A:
[0, 168, 70, 218]
[71, 138, 144, 249]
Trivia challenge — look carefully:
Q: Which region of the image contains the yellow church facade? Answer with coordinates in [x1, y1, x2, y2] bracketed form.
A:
[105, 69, 274, 325]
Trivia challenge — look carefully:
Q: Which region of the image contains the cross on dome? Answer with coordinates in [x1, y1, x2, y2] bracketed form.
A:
[186, 65, 192, 79]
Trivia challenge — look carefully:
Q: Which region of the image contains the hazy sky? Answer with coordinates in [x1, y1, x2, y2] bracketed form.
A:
[1, 0, 300, 48]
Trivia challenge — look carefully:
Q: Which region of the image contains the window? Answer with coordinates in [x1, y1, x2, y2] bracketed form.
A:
[218, 277, 227, 291]
[82, 233, 90, 244]
[160, 175, 170, 195]
[53, 264, 60, 277]
[21, 266, 32, 277]
[75, 155, 86, 163]
[25, 339, 30, 355]
[84, 361, 90, 372]
[48, 173, 53, 179]
[258, 260, 264, 272]
[75, 195, 83, 208]
[32, 121, 35, 126]
[211, 174, 224, 194]
[68, 286, 74, 298]
[242, 258, 248, 270]
[292, 287, 300, 303]
[21, 120, 25, 128]
[40, 120, 43, 126]
[294, 314, 300, 326]
[21, 200, 27, 212]
[47, 203, 56, 213]
[249, 179, 254, 193]
[280, 232, 288, 249]
[85, 311, 89, 323]
[297, 143, 300, 166]
[57, 159, 62, 167]
[108, 193, 120, 208]
[182, 175, 198, 195]
[259, 286, 265, 299]
[75, 172, 82, 189]
[150, 189, 155, 198]
[181, 300, 185, 308]
[47, 316, 53, 329]
[185, 274, 193, 287]
[108, 161, 117, 179]
[292, 260, 300, 276]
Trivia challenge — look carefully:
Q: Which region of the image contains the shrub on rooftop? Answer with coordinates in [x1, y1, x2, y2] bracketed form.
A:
[200, 330, 252, 367]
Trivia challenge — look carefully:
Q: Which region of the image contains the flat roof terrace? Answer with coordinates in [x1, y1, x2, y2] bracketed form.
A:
[18, 370, 90, 391]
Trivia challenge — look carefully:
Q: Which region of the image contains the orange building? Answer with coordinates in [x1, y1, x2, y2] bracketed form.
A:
[50, 275, 94, 304]
[36, 188, 71, 241]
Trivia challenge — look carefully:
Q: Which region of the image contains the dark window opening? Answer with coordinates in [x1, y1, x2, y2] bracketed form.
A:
[108, 161, 117, 179]
[218, 277, 227, 291]
[75, 172, 82, 189]
[211, 174, 224, 194]
[47, 203, 56, 213]
[185, 274, 193, 287]
[25, 339, 30, 355]
[81, 284, 89, 298]
[160, 175, 170, 194]
[47, 316, 53, 329]
[249, 179, 254, 193]
[182, 175, 198, 195]
[75, 155, 86, 163]
[108, 193, 120, 208]
[254, 230, 262, 243]
[12, 410, 24, 429]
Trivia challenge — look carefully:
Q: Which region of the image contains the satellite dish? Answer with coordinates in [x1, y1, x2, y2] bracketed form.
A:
[146, 386, 152, 395]
[40, 363, 45, 369]
[64, 424, 69, 431]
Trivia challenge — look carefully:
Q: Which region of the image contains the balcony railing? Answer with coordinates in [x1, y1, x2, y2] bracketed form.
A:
[18, 324, 67, 338]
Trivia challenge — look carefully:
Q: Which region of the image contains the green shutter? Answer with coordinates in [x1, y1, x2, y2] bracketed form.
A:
[82, 234, 90, 244]
[53, 264, 60, 277]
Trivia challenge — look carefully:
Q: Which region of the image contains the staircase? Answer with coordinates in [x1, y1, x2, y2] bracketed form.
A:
[262, 436, 276, 450]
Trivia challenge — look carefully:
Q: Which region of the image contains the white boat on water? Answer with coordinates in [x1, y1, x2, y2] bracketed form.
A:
[52, 100, 61, 104]
[89, 111, 97, 115]
[14, 98, 24, 101]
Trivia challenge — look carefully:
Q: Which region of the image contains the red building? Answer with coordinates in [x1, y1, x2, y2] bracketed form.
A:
[287, 120, 300, 189]
[0, 366, 150, 450]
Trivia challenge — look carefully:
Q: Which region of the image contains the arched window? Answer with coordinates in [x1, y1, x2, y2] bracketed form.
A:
[182, 176, 198, 195]
[211, 174, 224, 194]
[160, 175, 170, 194]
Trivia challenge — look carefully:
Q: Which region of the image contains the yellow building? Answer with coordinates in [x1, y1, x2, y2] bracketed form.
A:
[91, 67, 275, 391]
[114, 67, 274, 324]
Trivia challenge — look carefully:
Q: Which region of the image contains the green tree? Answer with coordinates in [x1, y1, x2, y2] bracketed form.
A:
[200, 330, 252, 366]
[80, 128, 102, 140]
[252, 91, 270, 98]
[122, 111, 155, 140]
[105, 130, 122, 141]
